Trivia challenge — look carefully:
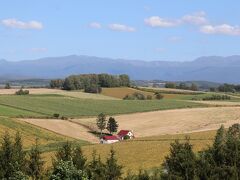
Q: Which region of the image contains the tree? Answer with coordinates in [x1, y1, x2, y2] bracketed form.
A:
[165, 82, 176, 89]
[13, 132, 26, 172]
[50, 79, 64, 89]
[190, 83, 198, 91]
[162, 138, 196, 180]
[96, 113, 107, 136]
[155, 92, 163, 100]
[72, 146, 87, 171]
[0, 132, 15, 179]
[107, 117, 119, 134]
[105, 148, 123, 180]
[27, 139, 44, 180]
[55, 141, 73, 163]
[50, 160, 88, 180]
[4, 83, 11, 89]
[87, 151, 106, 180]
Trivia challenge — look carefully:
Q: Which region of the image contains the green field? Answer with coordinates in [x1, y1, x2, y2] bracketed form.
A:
[0, 94, 207, 117]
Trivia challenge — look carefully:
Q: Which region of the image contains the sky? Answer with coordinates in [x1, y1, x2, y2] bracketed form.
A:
[0, 0, 240, 61]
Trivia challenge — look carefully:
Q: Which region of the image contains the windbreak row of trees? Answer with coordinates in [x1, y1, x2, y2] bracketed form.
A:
[50, 74, 130, 93]
[211, 83, 240, 93]
[165, 82, 199, 91]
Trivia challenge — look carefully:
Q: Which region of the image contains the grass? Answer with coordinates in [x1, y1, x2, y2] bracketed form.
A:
[0, 95, 207, 118]
[82, 130, 216, 173]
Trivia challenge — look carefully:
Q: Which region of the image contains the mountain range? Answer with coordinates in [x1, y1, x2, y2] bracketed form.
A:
[0, 55, 240, 83]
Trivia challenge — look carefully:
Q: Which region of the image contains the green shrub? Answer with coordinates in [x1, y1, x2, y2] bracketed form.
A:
[15, 89, 29, 95]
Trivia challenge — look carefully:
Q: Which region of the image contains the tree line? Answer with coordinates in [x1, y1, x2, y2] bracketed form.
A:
[50, 74, 130, 93]
[211, 83, 240, 93]
[165, 82, 199, 91]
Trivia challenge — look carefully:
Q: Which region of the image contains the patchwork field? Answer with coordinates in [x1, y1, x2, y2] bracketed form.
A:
[0, 95, 206, 117]
[101, 87, 154, 99]
[0, 88, 117, 100]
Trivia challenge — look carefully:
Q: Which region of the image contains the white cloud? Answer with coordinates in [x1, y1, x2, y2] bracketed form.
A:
[108, 23, 136, 32]
[145, 11, 207, 28]
[89, 22, 102, 29]
[30, 48, 48, 52]
[182, 11, 208, 25]
[144, 16, 180, 27]
[1, 18, 43, 29]
[200, 24, 240, 36]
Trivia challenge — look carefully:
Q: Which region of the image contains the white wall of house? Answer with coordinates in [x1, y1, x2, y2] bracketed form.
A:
[100, 139, 119, 144]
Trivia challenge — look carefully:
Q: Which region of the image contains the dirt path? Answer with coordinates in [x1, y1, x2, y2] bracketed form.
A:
[72, 107, 240, 137]
[19, 119, 99, 143]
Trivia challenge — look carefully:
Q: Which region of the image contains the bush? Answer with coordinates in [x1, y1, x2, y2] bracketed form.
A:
[53, 114, 60, 119]
[155, 92, 164, 100]
[15, 89, 29, 95]
[202, 95, 231, 101]
[146, 95, 152, 100]
[123, 92, 146, 100]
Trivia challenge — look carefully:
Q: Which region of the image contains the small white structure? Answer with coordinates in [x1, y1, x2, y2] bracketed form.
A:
[100, 135, 119, 144]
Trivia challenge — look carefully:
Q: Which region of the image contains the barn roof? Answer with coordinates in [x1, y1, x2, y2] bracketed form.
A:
[117, 130, 131, 137]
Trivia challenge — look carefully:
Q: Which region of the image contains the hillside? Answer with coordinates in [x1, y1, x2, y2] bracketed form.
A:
[1, 55, 240, 83]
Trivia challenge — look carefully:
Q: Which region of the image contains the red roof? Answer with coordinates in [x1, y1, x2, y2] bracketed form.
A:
[117, 130, 131, 137]
[103, 135, 119, 141]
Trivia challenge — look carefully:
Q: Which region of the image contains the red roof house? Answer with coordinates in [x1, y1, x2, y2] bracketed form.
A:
[117, 130, 134, 140]
[100, 135, 119, 144]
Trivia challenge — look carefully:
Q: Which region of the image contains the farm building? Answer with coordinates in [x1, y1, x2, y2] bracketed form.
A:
[100, 135, 119, 144]
[118, 130, 134, 140]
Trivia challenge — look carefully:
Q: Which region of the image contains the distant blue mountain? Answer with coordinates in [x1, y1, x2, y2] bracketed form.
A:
[0, 55, 240, 83]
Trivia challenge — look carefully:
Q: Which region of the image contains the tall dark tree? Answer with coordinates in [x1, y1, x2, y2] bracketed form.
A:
[27, 139, 44, 180]
[107, 117, 119, 134]
[4, 83, 11, 89]
[105, 148, 123, 180]
[72, 146, 87, 171]
[87, 151, 106, 180]
[0, 132, 15, 179]
[162, 138, 196, 180]
[13, 132, 26, 172]
[55, 141, 73, 163]
[96, 113, 107, 136]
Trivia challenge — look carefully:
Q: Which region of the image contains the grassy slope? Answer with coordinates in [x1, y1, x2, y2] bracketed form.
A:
[0, 117, 88, 150]
[0, 95, 207, 118]
[82, 130, 216, 173]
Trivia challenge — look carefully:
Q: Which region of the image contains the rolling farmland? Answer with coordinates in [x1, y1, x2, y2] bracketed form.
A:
[0, 94, 207, 117]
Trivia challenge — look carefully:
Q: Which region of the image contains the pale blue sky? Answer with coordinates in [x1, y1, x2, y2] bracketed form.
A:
[0, 0, 239, 61]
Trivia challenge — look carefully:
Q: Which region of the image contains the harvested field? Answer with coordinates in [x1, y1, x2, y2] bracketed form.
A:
[0, 88, 117, 100]
[82, 130, 215, 173]
[19, 119, 99, 143]
[101, 87, 154, 99]
[73, 107, 240, 137]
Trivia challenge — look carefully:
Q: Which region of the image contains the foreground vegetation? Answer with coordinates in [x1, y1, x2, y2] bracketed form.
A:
[0, 95, 207, 117]
[2, 124, 240, 179]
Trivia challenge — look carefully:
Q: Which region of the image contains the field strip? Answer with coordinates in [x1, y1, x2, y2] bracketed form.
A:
[0, 88, 118, 100]
[0, 102, 49, 116]
[18, 119, 99, 143]
[72, 107, 240, 138]
[191, 100, 240, 106]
